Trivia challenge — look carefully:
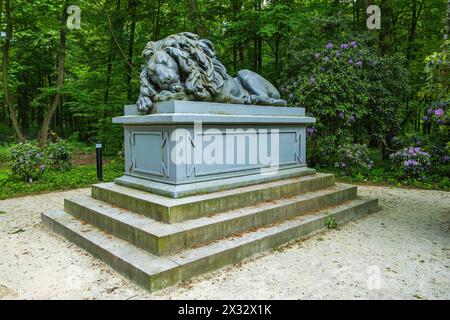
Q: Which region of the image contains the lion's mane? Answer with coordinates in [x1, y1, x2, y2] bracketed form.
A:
[141, 32, 228, 101]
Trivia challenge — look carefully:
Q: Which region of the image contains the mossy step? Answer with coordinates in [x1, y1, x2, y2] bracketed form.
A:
[66, 183, 356, 255]
[91, 172, 335, 223]
[42, 196, 378, 292]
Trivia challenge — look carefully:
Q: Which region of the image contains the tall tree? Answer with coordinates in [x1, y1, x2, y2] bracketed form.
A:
[38, 5, 68, 147]
[187, 0, 206, 37]
[126, 0, 137, 102]
[1, 0, 26, 142]
[406, 0, 424, 62]
[104, 0, 123, 104]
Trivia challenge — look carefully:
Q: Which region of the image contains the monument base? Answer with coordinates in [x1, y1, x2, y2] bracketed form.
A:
[115, 166, 315, 198]
[41, 101, 378, 292]
[42, 171, 378, 291]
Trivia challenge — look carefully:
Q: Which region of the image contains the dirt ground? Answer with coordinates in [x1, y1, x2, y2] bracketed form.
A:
[0, 185, 449, 300]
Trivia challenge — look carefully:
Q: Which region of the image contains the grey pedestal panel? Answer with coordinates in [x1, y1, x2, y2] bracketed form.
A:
[113, 101, 316, 197]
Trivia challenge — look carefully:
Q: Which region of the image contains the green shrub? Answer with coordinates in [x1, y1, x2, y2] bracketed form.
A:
[389, 147, 431, 180]
[8, 139, 73, 182]
[8, 142, 45, 182]
[44, 140, 73, 171]
[0, 161, 124, 200]
[0, 146, 9, 163]
[334, 143, 373, 176]
[283, 35, 409, 149]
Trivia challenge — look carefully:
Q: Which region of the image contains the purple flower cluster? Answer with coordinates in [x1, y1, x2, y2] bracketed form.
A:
[404, 159, 419, 166]
[334, 143, 373, 175]
[8, 140, 72, 182]
[285, 40, 364, 103]
[423, 104, 447, 125]
[390, 147, 431, 178]
[8, 142, 45, 182]
[315, 40, 361, 66]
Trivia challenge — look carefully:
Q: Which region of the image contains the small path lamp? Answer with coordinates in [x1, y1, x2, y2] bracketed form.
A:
[96, 142, 103, 181]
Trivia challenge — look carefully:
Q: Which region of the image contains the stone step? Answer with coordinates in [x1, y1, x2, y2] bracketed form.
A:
[91, 172, 335, 223]
[42, 197, 378, 292]
[66, 183, 356, 255]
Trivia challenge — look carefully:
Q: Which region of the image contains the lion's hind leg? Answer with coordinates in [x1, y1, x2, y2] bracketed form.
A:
[236, 70, 287, 106]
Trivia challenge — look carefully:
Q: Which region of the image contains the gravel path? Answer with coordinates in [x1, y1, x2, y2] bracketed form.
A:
[0, 185, 449, 300]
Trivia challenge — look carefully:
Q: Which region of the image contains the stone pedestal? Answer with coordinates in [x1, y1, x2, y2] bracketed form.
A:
[42, 101, 378, 293]
[113, 101, 316, 198]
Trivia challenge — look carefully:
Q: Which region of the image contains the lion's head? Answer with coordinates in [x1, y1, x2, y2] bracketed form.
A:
[137, 32, 228, 113]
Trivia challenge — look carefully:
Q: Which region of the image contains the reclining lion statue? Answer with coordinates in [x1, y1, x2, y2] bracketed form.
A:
[137, 32, 287, 113]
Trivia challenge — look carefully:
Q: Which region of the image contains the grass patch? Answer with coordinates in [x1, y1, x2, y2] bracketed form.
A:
[0, 160, 124, 200]
[0, 145, 9, 164]
[317, 166, 450, 191]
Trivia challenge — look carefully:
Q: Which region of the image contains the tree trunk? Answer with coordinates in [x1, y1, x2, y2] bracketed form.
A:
[361, 0, 372, 30]
[187, 0, 206, 37]
[1, 0, 26, 142]
[446, 0, 450, 38]
[379, 1, 394, 56]
[126, 0, 137, 102]
[153, 0, 162, 40]
[104, 0, 122, 104]
[406, 0, 423, 62]
[253, 37, 257, 71]
[231, 0, 240, 73]
[39, 7, 68, 147]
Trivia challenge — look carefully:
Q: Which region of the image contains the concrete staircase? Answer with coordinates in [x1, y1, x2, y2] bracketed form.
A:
[42, 171, 378, 292]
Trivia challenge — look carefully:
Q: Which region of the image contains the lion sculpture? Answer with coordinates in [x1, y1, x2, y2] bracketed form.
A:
[136, 32, 287, 113]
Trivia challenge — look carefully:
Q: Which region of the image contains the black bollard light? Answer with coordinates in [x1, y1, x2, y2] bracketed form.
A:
[96, 142, 103, 181]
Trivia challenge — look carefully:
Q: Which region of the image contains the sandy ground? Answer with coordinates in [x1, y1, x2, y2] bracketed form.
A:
[0, 185, 449, 300]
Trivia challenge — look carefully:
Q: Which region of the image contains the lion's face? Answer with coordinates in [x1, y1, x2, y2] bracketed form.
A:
[147, 50, 180, 90]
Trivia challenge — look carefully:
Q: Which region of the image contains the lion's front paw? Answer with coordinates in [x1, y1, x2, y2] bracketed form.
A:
[137, 96, 153, 114]
[244, 95, 259, 105]
[169, 84, 183, 92]
[155, 90, 185, 102]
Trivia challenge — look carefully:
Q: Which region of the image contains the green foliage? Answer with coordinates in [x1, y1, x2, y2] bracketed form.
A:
[334, 143, 373, 176]
[325, 217, 338, 230]
[420, 40, 450, 103]
[8, 142, 45, 182]
[0, 0, 448, 196]
[0, 125, 16, 144]
[0, 160, 124, 200]
[8, 140, 73, 182]
[417, 39, 450, 173]
[95, 116, 124, 156]
[389, 147, 431, 180]
[320, 164, 450, 191]
[285, 36, 409, 147]
[44, 139, 73, 171]
[0, 145, 10, 163]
